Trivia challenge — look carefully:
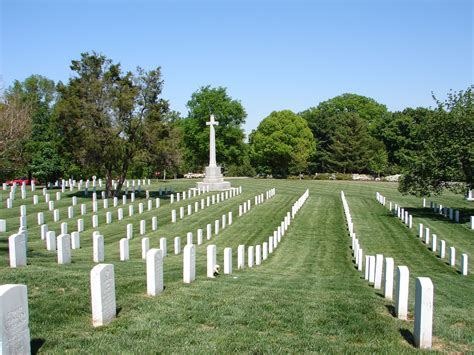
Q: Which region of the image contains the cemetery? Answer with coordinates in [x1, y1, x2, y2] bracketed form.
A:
[1, 1, 472, 352]
[0, 177, 472, 353]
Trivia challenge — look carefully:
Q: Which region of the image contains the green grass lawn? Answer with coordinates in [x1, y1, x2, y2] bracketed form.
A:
[1, 179, 473, 353]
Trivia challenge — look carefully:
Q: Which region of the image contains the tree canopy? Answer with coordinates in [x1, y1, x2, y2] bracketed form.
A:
[181, 86, 247, 172]
[54, 52, 170, 196]
[399, 86, 474, 196]
[250, 110, 315, 176]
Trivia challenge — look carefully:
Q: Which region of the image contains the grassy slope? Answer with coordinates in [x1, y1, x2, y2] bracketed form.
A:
[0, 179, 472, 353]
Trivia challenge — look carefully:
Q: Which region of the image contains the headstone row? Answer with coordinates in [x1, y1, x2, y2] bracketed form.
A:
[376, 193, 468, 276]
[343, 191, 434, 349]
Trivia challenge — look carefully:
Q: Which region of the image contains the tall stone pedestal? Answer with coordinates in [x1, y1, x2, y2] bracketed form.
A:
[197, 166, 231, 191]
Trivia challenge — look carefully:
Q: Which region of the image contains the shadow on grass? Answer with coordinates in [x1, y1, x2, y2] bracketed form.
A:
[67, 189, 175, 200]
[117, 307, 122, 316]
[399, 328, 415, 347]
[385, 305, 395, 317]
[31, 338, 45, 354]
[406, 207, 474, 225]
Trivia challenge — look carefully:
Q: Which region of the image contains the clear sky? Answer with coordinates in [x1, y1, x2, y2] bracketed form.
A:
[1, 0, 472, 135]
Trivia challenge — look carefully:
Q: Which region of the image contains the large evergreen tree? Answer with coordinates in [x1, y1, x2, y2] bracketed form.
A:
[300, 93, 388, 173]
[54, 52, 169, 196]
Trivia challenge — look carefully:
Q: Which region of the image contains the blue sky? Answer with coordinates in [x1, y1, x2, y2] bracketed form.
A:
[1, 0, 472, 134]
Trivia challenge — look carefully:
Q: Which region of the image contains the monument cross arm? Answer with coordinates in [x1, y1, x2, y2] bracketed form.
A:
[206, 114, 219, 126]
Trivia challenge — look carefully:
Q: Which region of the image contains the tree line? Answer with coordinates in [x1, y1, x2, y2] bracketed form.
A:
[0, 52, 472, 196]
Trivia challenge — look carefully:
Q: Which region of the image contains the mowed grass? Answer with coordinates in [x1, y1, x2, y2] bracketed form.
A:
[0, 179, 473, 353]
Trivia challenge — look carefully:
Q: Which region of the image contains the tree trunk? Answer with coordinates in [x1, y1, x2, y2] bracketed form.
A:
[105, 168, 113, 198]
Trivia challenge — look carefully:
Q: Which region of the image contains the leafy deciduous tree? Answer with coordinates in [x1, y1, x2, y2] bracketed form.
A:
[182, 86, 246, 172]
[250, 110, 315, 176]
[399, 86, 474, 196]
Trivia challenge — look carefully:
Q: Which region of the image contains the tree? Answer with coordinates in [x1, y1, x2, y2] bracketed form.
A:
[6, 75, 61, 182]
[138, 111, 184, 179]
[399, 86, 474, 196]
[182, 86, 246, 171]
[300, 93, 388, 172]
[0, 92, 32, 179]
[373, 107, 431, 173]
[54, 52, 169, 196]
[250, 110, 315, 176]
[325, 112, 376, 174]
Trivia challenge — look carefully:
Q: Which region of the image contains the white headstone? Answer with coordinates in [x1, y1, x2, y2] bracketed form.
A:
[395, 265, 409, 320]
[68, 206, 74, 219]
[197, 229, 203, 245]
[146, 249, 164, 296]
[0, 284, 31, 354]
[71, 231, 80, 249]
[77, 219, 84, 232]
[61, 222, 68, 235]
[174, 237, 181, 255]
[171, 209, 176, 223]
[90, 264, 116, 327]
[449, 246, 456, 267]
[237, 245, 245, 269]
[140, 220, 146, 235]
[207, 244, 217, 278]
[255, 245, 261, 266]
[9, 233, 27, 268]
[183, 244, 196, 283]
[152, 216, 158, 231]
[120, 238, 129, 261]
[431, 234, 437, 252]
[40, 224, 48, 240]
[383, 257, 394, 300]
[186, 232, 193, 245]
[439, 240, 446, 258]
[93, 234, 105, 263]
[461, 254, 468, 275]
[368, 255, 375, 283]
[263, 242, 268, 260]
[0, 219, 6, 232]
[127, 224, 133, 240]
[374, 254, 383, 289]
[92, 214, 99, 228]
[221, 214, 226, 229]
[141, 238, 150, 259]
[46, 231, 56, 251]
[224, 247, 232, 274]
[248, 246, 254, 268]
[206, 224, 212, 240]
[159, 237, 167, 257]
[57, 234, 71, 264]
[414, 277, 434, 349]
[53, 209, 60, 222]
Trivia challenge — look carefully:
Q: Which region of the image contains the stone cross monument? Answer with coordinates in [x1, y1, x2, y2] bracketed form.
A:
[197, 114, 231, 191]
